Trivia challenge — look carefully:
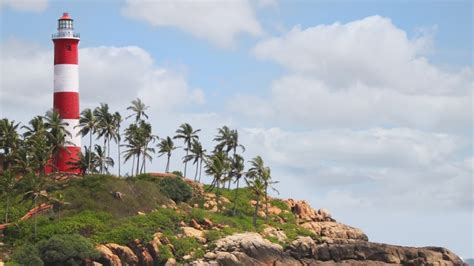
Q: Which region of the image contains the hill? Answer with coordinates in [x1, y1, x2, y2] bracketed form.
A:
[0, 174, 466, 265]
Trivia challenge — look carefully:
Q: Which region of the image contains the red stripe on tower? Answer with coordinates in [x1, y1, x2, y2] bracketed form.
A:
[51, 12, 81, 174]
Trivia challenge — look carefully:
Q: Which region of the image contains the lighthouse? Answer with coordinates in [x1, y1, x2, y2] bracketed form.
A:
[52, 12, 81, 173]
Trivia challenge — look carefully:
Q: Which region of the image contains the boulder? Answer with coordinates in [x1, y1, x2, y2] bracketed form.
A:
[201, 218, 214, 228]
[127, 239, 154, 266]
[105, 243, 139, 266]
[164, 257, 177, 266]
[190, 219, 203, 230]
[146, 232, 162, 260]
[182, 226, 207, 243]
[301, 221, 368, 241]
[96, 244, 122, 266]
[261, 226, 288, 242]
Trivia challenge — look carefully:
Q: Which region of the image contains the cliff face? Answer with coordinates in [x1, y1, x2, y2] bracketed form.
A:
[185, 233, 465, 266]
[94, 197, 465, 266]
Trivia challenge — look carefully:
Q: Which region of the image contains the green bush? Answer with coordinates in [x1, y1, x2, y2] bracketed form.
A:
[12, 243, 43, 266]
[170, 237, 201, 259]
[36, 234, 99, 265]
[158, 177, 192, 203]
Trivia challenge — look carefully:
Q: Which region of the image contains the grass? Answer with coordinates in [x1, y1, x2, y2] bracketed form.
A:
[1, 173, 318, 264]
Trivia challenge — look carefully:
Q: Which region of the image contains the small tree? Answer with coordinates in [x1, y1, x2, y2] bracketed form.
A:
[0, 170, 17, 223]
[37, 234, 99, 265]
[245, 173, 265, 228]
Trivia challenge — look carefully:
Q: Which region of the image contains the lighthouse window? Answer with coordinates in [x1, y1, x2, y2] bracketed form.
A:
[66, 44, 71, 51]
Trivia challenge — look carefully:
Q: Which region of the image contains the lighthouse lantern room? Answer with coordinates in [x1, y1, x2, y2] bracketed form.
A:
[51, 12, 81, 174]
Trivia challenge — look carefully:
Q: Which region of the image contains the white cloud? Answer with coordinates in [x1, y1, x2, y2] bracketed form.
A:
[253, 16, 472, 96]
[0, 39, 204, 118]
[122, 0, 263, 48]
[0, 0, 47, 12]
[239, 126, 472, 211]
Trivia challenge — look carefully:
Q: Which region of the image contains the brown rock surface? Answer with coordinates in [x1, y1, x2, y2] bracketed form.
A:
[96, 244, 122, 266]
[301, 221, 368, 241]
[105, 243, 139, 266]
[127, 239, 153, 266]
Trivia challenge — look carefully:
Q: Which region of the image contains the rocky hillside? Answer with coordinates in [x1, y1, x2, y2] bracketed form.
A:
[0, 174, 466, 265]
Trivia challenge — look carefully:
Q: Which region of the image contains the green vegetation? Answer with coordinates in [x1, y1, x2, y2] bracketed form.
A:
[0, 98, 321, 265]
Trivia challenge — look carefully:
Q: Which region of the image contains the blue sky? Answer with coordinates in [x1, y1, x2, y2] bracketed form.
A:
[1, 0, 472, 259]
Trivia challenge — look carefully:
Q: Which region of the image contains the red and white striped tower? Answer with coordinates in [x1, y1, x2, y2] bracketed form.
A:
[52, 12, 81, 173]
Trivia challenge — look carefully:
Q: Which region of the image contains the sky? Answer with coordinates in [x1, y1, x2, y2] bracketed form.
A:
[0, 0, 473, 259]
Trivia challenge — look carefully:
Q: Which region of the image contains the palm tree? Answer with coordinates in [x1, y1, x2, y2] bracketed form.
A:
[21, 173, 48, 239]
[249, 156, 278, 221]
[0, 171, 17, 223]
[0, 118, 20, 171]
[112, 112, 122, 176]
[205, 151, 230, 211]
[230, 129, 245, 156]
[122, 121, 154, 176]
[174, 123, 200, 178]
[94, 145, 114, 174]
[68, 147, 98, 175]
[94, 103, 115, 172]
[138, 121, 155, 174]
[126, 98, 149, 122]
[213, 126, 232, 153]
[157, 136, 177, 173]
[77, 108, 97, 173]
[230, 154, 245, 215]
[183, 140, 206, 181]
[245, 174, 265, 228]
[23, 117, 54, 175]
[44, 110, 71, 172]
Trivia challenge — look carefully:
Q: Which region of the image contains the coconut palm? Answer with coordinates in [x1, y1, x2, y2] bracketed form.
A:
[77, 108, 97, 173]
[94, 145, 114, 174]
[126, 98, 149, 122]
[68, 146, 98, 175]
[23, 117, 54, 175]
[230, 129, 245, 156]
[0, 171, 17, 223]
[248, 156, 279, 221]
[21, 173, 48, 239]
[183, 140, 206, 181]
[44, 110, 72, 172]
[213, 126, 232, 153]
[94, 103, 115, 171]
[245, 174, 265, 228]
[205, 151, 230, 211]
[0, 118, 20, 171]
[174, 123, 200, 178]
[157, 136, 178, 173]
[229, 154, 245, 215]
[122, 121, 154, 176]
[112, 112, 122, 176]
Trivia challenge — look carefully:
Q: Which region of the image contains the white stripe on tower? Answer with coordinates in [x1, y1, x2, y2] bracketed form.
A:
[63, 119, 81, 147]
[54, 64, 79, 92]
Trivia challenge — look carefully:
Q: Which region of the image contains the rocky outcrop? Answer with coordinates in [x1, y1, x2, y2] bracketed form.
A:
[285, 199, 334, 222]
[187, 233, 466, 266]
[104, 243, 139, 266]
[302, 221, 368, 241]
[96, 244, 122, 266]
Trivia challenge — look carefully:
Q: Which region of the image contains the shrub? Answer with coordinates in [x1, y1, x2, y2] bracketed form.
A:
[170, 237, 201, 259]
[36, 234, 99, 265]
[158, 177, 192, 203]
[12, 244, 43, 266]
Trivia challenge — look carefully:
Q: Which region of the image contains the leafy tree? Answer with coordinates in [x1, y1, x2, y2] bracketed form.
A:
[249, 156, 279, 222]
[205, 151, 230, 211]
[245, 173, 265, 228]
[0, 170, 18, 223]
[158, 177, 193, 203]
[229, 154, 245, 215]
[126, 98, 149, 122]
[94, 145, 114, 174]
[174, 123, 200, 178]
[21, 173, 49, 239]
[77, 108, 97, 173]
[122, 121, 155, 176]
[44, 110, 71, 172]
[157, 136, 178, 173]
[183, 140, 206, 181]
[0, 118, 20, 171]
[68, 146, 99, 175]
[94, 103, 115, 163]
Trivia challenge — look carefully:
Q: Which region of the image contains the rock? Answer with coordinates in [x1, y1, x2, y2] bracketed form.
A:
[96, 244, 122, 266]
[164, 257, 177, 266]
[146, 232, 162, 260]
[287, 236, 318, 259]
[105, 243, 139, 266]
[261, 226, 288, 242]
[137, 211, 145, 215]
[318, 208, 331, 219]
[181, 226, 207, 244]
[285, 199, 320, 222]
[183, 254, 192, 260]
[301, 221, 368, 241]
[201, 218, 214, 228]
[204, 252, 217, 260]
[190, 219, 203, 230]
[127, 239, 153, 266]
[267, 206, 282, 216]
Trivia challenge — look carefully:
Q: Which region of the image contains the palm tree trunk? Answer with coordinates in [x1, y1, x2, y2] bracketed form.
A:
[34, 196, 38, 240]
[117, 139, 121, 177]
[131, 155, 135, 177]
[198, 158, 203, 183]
[265, 186, 269, 222]
[5, 196, 9, 223]
[253, 195, 259, 228]
[232, 178, 240, 216]
[102, 138, 106, 174]
[166, 154, 170, 172]
[227, 179, 231, 190]
[136, 153, 140, 176]
[88, 132, 92, 174]
[194, 161, 199, 181]
[184, 149, 188, 177]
